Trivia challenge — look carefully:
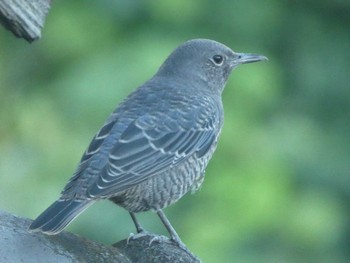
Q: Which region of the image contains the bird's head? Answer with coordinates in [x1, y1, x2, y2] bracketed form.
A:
[157, 39, 267, 93]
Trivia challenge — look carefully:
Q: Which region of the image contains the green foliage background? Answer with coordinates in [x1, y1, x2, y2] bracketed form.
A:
[0, 1, 349, 262]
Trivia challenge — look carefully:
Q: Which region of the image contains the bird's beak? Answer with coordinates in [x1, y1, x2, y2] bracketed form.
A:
[234, 53, 268, 64]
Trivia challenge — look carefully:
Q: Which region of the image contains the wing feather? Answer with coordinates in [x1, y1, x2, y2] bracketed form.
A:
[87, 107, 220, 197]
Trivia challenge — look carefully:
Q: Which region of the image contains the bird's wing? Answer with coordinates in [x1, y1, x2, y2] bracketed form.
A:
[87, 106, 220, 197]
[62, 114, 118, 194]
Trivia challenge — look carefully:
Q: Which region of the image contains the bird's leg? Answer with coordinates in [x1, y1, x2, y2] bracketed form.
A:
[129, 210, 197, 259]
[127, 212, 152, 244]
[152, 209, 200, 261]
[156, 209, 185, 248]
[129, 212, 144, 233]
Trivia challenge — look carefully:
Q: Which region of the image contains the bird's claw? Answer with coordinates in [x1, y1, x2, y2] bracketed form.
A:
[127, 230, 152, 244]
[149, 235, 170, 246]
[127, 233, 200, 262]
[127, 232, 172, 246]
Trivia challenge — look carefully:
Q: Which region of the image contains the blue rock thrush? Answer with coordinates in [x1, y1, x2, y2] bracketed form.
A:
[29, 39, 267, 247]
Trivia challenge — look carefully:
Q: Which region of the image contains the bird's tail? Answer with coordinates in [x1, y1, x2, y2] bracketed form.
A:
[28, 199, 93, 235]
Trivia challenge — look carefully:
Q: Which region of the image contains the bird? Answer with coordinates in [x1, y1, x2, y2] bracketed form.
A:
[29, 39, 267, 248]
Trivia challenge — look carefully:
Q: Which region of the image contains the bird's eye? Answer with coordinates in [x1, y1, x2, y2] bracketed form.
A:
[212, 55, 224, 65]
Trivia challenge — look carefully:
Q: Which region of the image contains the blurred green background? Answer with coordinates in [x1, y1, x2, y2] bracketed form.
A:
[0, 0, 349, 262]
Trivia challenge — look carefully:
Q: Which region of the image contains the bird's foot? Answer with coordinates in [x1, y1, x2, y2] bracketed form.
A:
[148, 235, 195, 258]
[127, 231, 170, 246]
[148, 235, 170, 246]
[127, 233, 200, 262]
[171, 238, 187, 251]
[127, 230, 153, 244]
[127, 232, 170, 245]
[171, 238, 191, 254]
